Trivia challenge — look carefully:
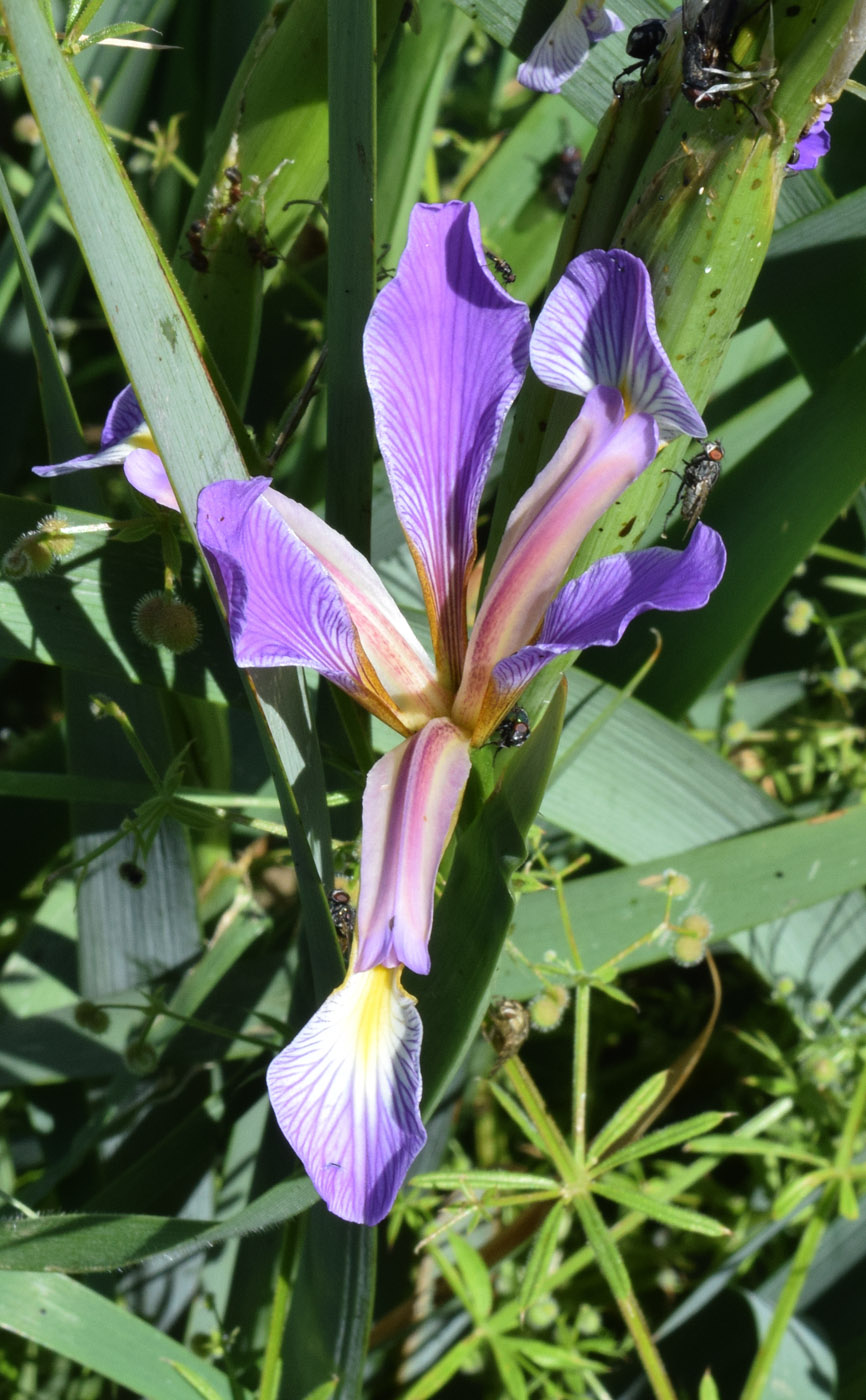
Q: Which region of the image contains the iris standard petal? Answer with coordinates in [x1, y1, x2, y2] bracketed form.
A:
[530, 249, 706, 440]
[198, 478, 410, 728]
[491, 523, 726, 700]
[266, 965, 426, 1226]
[355, 720, 472, 976]
[518, 2, 624, 93]
[454, 387, 657, 732]
[123, 449, 180, 512]
[363, 201, 531, 690]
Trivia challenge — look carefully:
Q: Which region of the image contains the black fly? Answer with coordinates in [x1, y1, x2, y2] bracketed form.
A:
[681, 0, 775, 114]
[662, 439, 724, 537]
[485, 249, 516, 286]
[613, 18, 667, 95]
[328, 888, 356, 955]
[492, 707, 531, 749]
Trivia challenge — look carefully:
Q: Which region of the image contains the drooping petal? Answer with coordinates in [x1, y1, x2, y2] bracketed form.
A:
[453, 387, 657, 733]
[356, 720, 472, 976]
[489, 523, 726, 704]
[530, 249, 705, 440]
[787, 104, 832, 173]
[33, 385, 158, 478]
[266, 966, 426, 1226]
[364, 202, 531, 691]
[518, 3, 624, 93]
[198, 478, 442, 732]
[123, 449, 180, 512]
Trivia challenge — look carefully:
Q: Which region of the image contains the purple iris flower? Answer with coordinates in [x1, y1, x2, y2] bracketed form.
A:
[786, 104, 832, 173]
[517, 2, 624, 94]
[32, 385, 179, 511]
[197, 202, 726, 1225]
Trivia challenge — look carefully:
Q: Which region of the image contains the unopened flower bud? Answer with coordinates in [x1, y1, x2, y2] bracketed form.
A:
[672, 915, 712, 967]
[529, 983, 570, 1031]
[133, 592, 201, 653]
[784, 595, 815, 636]
[832, 666, 861, 694]
[74, 1000, 110, 1033]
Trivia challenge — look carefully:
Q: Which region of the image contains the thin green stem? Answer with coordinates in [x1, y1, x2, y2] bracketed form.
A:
[575, 1195, 677, 1400]
[573, 983, 590, 1166]
[258, 1223, 296, 1400]
[739, 1055, 866, 1400]
[503, 1056, 578, 1184]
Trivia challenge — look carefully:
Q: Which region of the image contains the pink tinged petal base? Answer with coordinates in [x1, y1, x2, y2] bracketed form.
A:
[267, 966, 426, 1226]
[517, 3, 624, 93]
[123, 449, 180, 512]
[454, 387, 657, 734]
[356, 720, 472, 976]
[198, 478, 401, 726]
[530, 249, 706, 440]
[363, 202, 531, 690]
[263, 491, 449, 727]
[491, 523, 727, 701]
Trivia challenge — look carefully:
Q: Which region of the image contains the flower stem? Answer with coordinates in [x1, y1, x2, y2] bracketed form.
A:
[574, 1194, 677, 1400]
[258, 1223, 295, 1400]
[739, 1053, 866, 1400]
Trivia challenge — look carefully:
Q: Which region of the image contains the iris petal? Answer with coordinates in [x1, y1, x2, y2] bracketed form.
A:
[491, 523, 727, 702]
[454, 387, 657, 732]
[364, 202, 531, 690]
[356, 720, 472, 975]
[198, 478, 408, 727]
[518, 2, 624, 94]
[267, 966, 426, 1226]
[101, 385, 146, 447]
[123, 449, 180, 512]
[530, 249, 706, 440]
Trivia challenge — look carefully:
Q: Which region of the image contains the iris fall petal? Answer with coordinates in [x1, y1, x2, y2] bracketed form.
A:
[123, 449, 180, 512]
[266, 966, 426, 1226]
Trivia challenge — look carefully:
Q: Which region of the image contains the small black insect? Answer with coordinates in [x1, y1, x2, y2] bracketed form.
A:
[681, 0, 775, 114]
[663, 439, 724, 537]
[485, 249, 516, 286]
[328, 887, 356, 953]
[613, 17, 667, 95]
[221, 164, 243, 212]
[546, 144, 582, 209]
[247, 234, 281, 270]
[493, 706, 531, 749]
[183, 219, 209, 273]
[118, 860, 146, 888]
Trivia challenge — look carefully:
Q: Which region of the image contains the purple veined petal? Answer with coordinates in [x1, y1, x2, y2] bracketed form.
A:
[489, 523, 726, 705]
[265, 491, 450, 724]
[355, 720, 472, 976]
[530, 249, 706, 440]
[517, 2, 624, 93]
[101, 385, 146, 448]
[198, 478, 432, 732]
[364, 201, 531, 692]
[267, 965, 426, 1226]
[123, 450, 180, 512]
[787, 104, 832, 173]
[453, 387, 657, 734]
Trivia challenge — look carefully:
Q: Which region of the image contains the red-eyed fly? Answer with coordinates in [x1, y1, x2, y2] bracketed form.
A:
[663, 439, 724, 537]
[613, 18, 667, 95]
[328, 888, 356, 954]
[493, 707, 531, 749]
[546, 144, 582, 209]
[681, 0, 775, 115]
